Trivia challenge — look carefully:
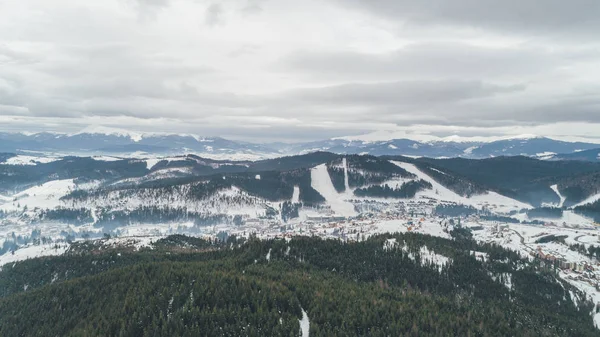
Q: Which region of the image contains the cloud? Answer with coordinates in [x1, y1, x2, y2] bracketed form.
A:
[241, 0, 267, 15]
[282, 80, 525, 107]
[336, 0, 600, 40]
[279, 42, 594, 81]
[205, 3, 224, 26]
[0, 0, 599, 143]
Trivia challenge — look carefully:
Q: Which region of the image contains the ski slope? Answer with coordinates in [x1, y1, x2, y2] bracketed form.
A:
[551, 184, 566, 208]
[299, 307, 310, 337]
[311, 164, 356, 216]
[342, 157, 350, 191]
[0, 179, 76, 212]
[574, 193, 600, 208]
[391, 161, 531, 213]
[292, 186, 300, 203]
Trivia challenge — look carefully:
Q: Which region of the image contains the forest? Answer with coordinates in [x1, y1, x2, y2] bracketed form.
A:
[353, 179, 432, 199]
[0, 232, 597, 336]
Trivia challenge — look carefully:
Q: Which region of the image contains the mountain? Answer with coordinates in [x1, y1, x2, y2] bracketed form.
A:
[0, 128, 281, 160]
[292, 136, 600, 159]
[469, 137, 600, 158]
[552, 148, 600, 162]
[2, 128, 600, 160]
[2, 151, 600, 332]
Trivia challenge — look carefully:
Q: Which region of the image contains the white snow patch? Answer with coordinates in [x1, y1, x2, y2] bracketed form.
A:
[536, 152, 556, 160]
[343, 157, 351, 192]
[292, 186, 300, 203]
[463, 146, 478, 155]
[145, 158, 161, 170]
[383, 238, 398, 251]
[2, 155, 61, 166]
[0, 179, 76, 212]
[299, 307, 310, 337]
[0, 243, 69, 267]
[266, 248, 272, 262]
[419, 246, 451, 273]
[470, 251, 489, 262]
[91, 156, 122, 162]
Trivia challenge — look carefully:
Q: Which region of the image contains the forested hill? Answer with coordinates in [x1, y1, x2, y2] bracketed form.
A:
[389, 155, 600, 206]
[0, 233, 596, 336]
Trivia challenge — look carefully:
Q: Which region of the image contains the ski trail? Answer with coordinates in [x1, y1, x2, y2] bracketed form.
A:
[391, 161, 531, 212]
[311, 164, 356, 216]
[343, 157, 350, 192]
[292, 186, 300, 203]
[299, 307, 310, 337]
[550, 184, 565, 208]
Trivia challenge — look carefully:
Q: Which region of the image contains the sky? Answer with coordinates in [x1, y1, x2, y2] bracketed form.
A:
[1, 0, 600, 143]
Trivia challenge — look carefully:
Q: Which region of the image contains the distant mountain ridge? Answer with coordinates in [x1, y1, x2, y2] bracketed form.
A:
[2, 128, 600, 160]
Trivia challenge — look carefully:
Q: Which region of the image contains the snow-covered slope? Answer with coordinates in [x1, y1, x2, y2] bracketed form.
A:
[551, 184, 566, 208]
[0, 179, 76, 212]
[310, 164, 357, 216]
[391, 161, 531, 212]
[1, 155, 61, 166]
[292, 186, 300, 203]
[574, 193, 600, 208]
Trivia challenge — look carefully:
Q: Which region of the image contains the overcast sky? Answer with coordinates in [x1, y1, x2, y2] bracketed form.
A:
[1, 0, 600, 142]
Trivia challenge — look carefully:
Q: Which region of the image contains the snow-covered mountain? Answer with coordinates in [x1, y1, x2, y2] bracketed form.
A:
[2, 127, 600, 160]
[286, 136, 600, 159]
[0, 127, 281, 160]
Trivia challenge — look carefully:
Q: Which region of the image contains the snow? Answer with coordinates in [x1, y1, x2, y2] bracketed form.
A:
[292, 186, 300, 203]
[419, 246, 451, 272]
[391, 161, 531, 213]
[1, 155, 60, 166]
[470, 251, 489, 262]
[463, 146, 478, 155]
[384, 240, 451, 272]
[551, 184, 566, 208]
[333, 130, 546, 144]
[429, 167, 448, 175]
[383, 238, 398, 251]
[0, 243, 69, 267]
[374, 219, 451, 239]
[560, 272, 600, 329]
[574, 193, 600, 208]
[310, 164, 356, 217]
[266, 248, 271, 262]
[72, 125, 143, 142]
[342, 157, 350, 191]
[91, 156, 122, 162]
[0, 179, 76, 212]
[145, 158, 161, 170]
[536, 152, 556, 160]
[512, 210, 594, 227]
[299, 307, 310, 337]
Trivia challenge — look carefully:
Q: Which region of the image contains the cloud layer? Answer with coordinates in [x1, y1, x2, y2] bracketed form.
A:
[0, 0, 599, 142]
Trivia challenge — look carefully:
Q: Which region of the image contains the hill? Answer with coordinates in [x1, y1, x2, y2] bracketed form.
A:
[0, 233, 596, 336]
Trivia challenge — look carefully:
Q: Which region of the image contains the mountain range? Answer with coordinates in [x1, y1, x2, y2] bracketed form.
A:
[2, 127, 600, 161]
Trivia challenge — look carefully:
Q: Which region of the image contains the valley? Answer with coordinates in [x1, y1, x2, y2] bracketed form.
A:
[2, 151, 600, 332]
